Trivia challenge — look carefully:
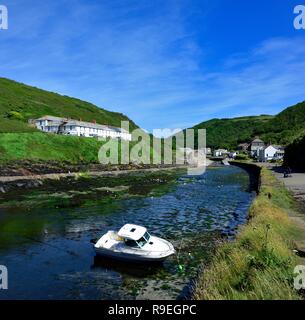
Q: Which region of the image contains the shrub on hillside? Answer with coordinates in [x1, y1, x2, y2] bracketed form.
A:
[235, 153, 249, 161]
[6, 111, 24, 121]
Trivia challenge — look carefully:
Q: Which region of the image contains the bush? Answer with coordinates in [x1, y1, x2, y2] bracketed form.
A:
[235, 153, 249, 161]
[6, 111, 24, 121]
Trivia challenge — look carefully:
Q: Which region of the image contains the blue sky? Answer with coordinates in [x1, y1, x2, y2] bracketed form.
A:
[1, 0, 305, 133]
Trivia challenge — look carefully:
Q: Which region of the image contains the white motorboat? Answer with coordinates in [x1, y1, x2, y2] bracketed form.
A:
[92, 224, 175, 262]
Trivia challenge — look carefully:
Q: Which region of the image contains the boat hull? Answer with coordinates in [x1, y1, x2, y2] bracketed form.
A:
[94, 247, 174, 263]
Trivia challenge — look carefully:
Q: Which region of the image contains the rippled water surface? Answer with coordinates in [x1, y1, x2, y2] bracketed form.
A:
[0, 166, 255, 300]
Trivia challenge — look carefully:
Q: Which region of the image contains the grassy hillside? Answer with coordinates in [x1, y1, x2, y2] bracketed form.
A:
[0, 133, 106, 163]
[0, 132, 162, 164]
[0, 77, 144, 164]
[192, 115, 273, 150]
[1, 77, 305, 164]
[262, 101, 305, 145]
[191, 101, 305, 150]
[0, 77, 137, 132]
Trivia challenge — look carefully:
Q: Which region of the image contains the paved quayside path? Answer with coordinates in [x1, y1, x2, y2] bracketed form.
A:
[267, 164, 305, 259]
[272, 166, 305, 209]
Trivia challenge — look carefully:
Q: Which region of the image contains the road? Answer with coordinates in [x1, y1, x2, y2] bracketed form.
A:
[271, 166, 305, 207]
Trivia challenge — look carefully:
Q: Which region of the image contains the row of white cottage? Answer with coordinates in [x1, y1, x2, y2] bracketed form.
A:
[32, 116, 132, 141]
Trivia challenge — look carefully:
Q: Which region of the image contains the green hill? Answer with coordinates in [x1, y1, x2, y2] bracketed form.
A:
[192, 115, 274, 150]
[0, 132, 109, 163]
[190, 101, 305, 150]
[0, 77, 137, 132]
[0, 77, 141, 164]
[1, 77, 305, 165]
[261, 101, 305, 145]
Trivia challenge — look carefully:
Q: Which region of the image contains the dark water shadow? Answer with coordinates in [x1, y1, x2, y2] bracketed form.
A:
[91, 255, 164, 278]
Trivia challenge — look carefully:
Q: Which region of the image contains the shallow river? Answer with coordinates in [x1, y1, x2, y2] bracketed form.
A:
[0, 166, 255, 300]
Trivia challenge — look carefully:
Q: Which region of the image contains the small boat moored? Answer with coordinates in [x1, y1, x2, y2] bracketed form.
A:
[92, 224, 175, 263]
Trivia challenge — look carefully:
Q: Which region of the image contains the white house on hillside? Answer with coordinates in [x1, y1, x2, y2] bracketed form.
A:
[258, 145, 285, 162]
[32, 116, 132, 141]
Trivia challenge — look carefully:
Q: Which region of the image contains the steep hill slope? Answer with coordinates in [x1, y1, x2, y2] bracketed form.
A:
[192, 115, 273, 150]
[0, 77, 137, 132]
[0, 77, 141, 164]
[262, 101, 305, 145]
[191, 101, 305, 150]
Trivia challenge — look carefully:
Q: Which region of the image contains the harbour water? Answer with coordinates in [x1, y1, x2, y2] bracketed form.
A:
[0, 166, 255, 300]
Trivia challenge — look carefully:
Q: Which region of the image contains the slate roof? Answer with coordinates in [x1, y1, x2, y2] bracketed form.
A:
[252, 138, 264, 143]
[35, 115, 129, 133]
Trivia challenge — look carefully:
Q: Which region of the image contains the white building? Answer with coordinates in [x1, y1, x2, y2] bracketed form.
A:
[204, 147, 212, 155]
[33, 116, 132, 141]
[258, 145, 285, 162]
[229, 151, 238, 159]
[213, 149, 229, 157]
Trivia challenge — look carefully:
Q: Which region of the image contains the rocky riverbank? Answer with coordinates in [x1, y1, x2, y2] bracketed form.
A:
[0, 160, 181, 177]
[0, 167, 186, 209]
[0, 158, 223, 194]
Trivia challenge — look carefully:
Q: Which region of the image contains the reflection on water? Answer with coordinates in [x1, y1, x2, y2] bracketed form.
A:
[0, 166, 255, 300]
[92, 256, 164, 277]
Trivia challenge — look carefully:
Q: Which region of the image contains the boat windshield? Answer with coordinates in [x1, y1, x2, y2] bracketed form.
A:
[124, 232, 151, 248]
[137, 232, 151, 247]
[143, 232, 151, 241]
